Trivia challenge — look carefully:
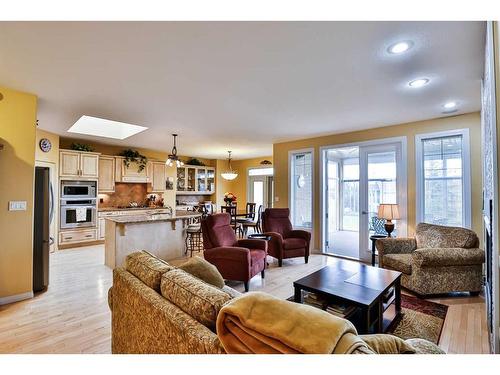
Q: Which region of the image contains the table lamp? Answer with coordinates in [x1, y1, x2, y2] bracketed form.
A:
[377, 203, 400, 237]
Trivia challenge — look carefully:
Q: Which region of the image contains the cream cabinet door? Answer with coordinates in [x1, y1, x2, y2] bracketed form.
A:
[151, 162, 166, 192]
[98, 218, 106, 240]
[80, 153, 99, 178]
[98, 156, 115, 192]
[59, 151, 80, 177]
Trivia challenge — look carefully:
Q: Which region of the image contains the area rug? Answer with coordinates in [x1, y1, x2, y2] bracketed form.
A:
[388, 294, 448, 345]
[287, 293, 448, 345]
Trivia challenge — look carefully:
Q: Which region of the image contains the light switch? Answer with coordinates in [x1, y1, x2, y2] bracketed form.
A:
[9, 201, 27, 211]
[275, 196, 280, 202]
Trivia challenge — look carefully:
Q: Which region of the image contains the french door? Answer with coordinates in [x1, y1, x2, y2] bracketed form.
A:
[248, 175, 274, 210]
[322, 139, 406, 262]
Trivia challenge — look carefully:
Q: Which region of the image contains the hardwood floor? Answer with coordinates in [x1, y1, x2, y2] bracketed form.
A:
[0, 245, 490, 353]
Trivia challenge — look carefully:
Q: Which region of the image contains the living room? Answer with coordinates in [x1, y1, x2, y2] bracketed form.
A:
[1, 1, 500, 372]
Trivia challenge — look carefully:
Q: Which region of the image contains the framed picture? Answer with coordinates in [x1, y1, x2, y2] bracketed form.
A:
[166, 177, 174, 190]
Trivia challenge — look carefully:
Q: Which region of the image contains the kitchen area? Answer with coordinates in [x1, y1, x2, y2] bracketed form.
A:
[55, 146, 217, 267]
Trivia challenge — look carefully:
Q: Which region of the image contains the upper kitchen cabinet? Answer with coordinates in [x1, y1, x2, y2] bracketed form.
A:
[114, 156, 150, 183]
[59, 150, 100, 179]
[149, 161, 167, 192]
[98, 156, 115, 192]
[176, 165, 215, 195]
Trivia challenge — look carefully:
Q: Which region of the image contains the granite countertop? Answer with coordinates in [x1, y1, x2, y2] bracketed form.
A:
[99, 206, 170, 212]
[104, 211, 201, 224]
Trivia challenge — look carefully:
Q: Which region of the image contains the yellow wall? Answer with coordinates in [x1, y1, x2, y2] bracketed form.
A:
[0, 86, 37, 300]
[230, 157, 273, 208]
[35, 129, 60, 164]
[273, 112, 482, 250]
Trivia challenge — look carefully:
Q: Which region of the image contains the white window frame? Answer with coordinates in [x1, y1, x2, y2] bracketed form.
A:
[288, 148, 314, 231]
[415, 128, 472, 228]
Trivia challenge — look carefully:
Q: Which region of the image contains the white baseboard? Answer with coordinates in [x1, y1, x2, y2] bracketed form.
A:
[0, 291, 34, 306]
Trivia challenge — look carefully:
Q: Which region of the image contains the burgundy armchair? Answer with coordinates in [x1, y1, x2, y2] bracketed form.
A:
[262, 208, 311, 267]
[201, 213, 267, 292]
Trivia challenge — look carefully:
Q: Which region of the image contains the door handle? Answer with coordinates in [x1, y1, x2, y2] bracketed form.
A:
[361, 211, 369, 215]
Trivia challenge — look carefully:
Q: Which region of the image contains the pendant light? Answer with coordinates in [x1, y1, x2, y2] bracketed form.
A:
[166, 134, 184, 167]
[221, 151, 238, 181]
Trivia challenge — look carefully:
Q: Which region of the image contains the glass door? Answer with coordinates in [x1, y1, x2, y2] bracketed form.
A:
[322, 140, 405, 262]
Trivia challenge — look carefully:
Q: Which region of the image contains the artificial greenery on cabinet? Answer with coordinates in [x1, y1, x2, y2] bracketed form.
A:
[119, 149, 148, 172]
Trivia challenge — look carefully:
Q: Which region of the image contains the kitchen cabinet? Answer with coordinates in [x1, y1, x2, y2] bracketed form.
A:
[98, 218, 106, 239]
[176, 165, 215, 195]
[59, 228, 97, 245]
[59, 150, 99, 179]
[98, 156, 116, 192]
[114, 156, 149, 183]
[149, 161, 167, 192]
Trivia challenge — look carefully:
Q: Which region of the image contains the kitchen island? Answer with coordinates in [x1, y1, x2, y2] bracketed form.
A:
[104, 211, 201, 268]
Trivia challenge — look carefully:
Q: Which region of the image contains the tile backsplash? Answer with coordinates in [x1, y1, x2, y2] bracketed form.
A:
[99, 183, 162, 208]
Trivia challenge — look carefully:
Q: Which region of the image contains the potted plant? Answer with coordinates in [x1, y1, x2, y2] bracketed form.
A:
[119, 149, 148, 172]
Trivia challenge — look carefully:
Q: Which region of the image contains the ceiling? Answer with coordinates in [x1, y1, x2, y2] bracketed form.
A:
[0, 21, 485, 159]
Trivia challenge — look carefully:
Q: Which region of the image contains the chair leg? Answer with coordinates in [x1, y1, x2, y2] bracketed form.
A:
[244, 282, 249, 292]
[470, 291, 480, 297]
[305, 255, 309, 264]
[261, 269, 265, 279]
[278, 259, 283, 267]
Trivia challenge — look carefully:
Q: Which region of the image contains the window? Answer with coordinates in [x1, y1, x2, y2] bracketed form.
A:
[248, 167, 274, 176]
[290, 150, 313, 228]
[416, 129, 471, 228]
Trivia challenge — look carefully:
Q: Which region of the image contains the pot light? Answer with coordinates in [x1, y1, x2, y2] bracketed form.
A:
[388, 41, 413, 54]
[67, 115, 148, 140]
[443, 101, 457, 109]
[408, 78, 430, 88]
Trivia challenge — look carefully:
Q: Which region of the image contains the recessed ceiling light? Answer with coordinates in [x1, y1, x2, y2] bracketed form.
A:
[408, 78, 430, 88]
[443, 101, 457, 109]
[67, 115, 148, 140]
[388, 41, 413, 54]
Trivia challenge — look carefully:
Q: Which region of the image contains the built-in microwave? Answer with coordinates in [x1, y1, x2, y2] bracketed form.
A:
[61, 180, 96, 199]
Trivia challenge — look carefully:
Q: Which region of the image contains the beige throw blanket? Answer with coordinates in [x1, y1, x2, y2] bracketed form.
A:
[216, 292, 367, 354]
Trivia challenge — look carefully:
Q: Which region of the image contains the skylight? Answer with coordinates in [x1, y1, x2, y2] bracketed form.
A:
[67, 115, 148, 140]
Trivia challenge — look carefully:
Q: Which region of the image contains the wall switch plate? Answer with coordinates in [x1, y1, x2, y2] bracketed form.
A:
[9, 201, 27, 211]
[275, 196, 279, 202]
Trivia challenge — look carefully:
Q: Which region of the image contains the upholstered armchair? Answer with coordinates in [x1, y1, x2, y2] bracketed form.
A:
[201, 213, 267, 292]
[262, 208, 311, 267]
[376, 223, 484, 296]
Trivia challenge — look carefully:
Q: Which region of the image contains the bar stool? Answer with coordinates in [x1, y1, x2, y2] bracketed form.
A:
[185, 207, 203, 257]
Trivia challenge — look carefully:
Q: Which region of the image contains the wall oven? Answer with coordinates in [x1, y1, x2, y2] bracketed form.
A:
[60, 198, 97, 229]
[61, 180, 96, 199]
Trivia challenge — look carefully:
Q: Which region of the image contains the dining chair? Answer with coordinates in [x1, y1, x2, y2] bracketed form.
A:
[241, 204, 263, 236]
[220, 205, 243, 236]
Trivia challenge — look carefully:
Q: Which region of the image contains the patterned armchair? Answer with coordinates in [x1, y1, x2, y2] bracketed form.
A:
[376, 223, 484, 296]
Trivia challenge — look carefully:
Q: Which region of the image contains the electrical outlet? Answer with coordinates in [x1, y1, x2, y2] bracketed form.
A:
[275, 196, 280, 202]
[8, 201, 27, 211]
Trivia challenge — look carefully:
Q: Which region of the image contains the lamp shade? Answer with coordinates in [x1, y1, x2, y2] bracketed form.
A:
[377, 204, 400, 220]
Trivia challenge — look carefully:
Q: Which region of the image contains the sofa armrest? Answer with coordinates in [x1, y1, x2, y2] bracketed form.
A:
[412, 247, 485, 267]
[288, 230, 311, 243]
[237, 239, 268, 252]
[204, 247, 251, 264]
[263, 231, 284, 258]
[376, 238, 417, 255]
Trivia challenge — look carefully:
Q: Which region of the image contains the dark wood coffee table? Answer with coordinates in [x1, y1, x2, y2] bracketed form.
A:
[293, 259, 402, 334]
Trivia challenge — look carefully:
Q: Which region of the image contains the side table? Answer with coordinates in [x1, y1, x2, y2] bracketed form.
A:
[369, 234, 387, 266]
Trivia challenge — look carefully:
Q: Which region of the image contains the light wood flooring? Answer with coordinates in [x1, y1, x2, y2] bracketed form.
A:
[0, 245, 491, 353]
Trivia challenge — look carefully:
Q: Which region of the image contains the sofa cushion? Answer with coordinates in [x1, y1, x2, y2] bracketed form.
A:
[283, 237, 307, 250]
[125, 251, 173, 292]
[405, 338, 446, 354]
[160, 269, 232, 330]
[178, 256, 225, 289]
[415, 223, 479, 249]
[383, 253, 412, 274]
[360, 334, 416, 354]
[412, 247, 485, 267]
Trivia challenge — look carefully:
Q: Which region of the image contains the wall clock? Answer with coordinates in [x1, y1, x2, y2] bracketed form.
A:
[39, 138, 52, 153]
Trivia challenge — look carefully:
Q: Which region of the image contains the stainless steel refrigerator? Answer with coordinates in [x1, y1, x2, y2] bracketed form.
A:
[33, 166, 54, 292]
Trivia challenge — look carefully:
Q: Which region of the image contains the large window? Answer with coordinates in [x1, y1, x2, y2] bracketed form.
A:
[290, 150, 313, 228]
[416, 129, 471, 228]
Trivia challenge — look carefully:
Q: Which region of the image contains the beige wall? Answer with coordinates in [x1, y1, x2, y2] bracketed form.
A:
[0, 86, 37, 301]
[273, 112, 482, 250]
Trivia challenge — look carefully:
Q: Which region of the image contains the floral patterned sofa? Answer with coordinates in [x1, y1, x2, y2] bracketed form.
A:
[108, 251, 444, 354]
[376, 223, 484, 296]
